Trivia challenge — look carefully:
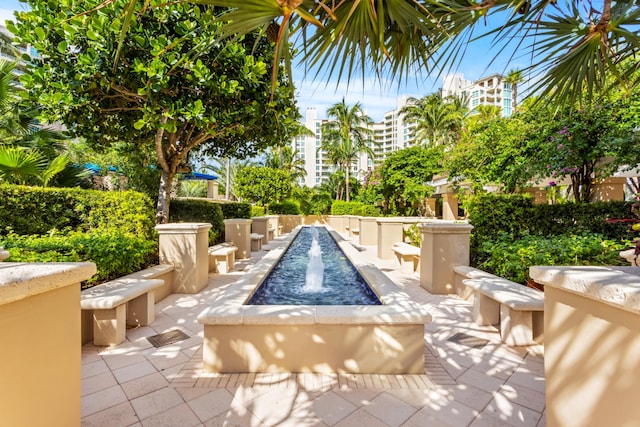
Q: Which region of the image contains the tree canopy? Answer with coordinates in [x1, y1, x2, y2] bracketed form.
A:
[234, 165, 291, 206]
[9, 0, 299, 222]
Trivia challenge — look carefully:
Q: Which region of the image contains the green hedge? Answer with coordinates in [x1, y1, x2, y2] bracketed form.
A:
[268, 200, 300, 215]
[0, 184, 155, 238]
[477, 232, 626, 284]
[251, 205, 266, 217]
[1, 230, 157, 286]
[464, 193, 635, 278]
[464, 193, 633, 246]
[352, 204, 381, 217]
[220, 202, 251, 220]
[331, 201, 364, 215]
[169, 199, 224, 244]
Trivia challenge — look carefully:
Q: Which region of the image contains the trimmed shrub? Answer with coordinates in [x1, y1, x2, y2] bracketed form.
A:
[219, 202, 251, 220]
[352, 204, 381, 217]
[1, 230, 158, 286]
[477, 232, 626, 285]
[0, 184, 155, 238]
[169, 199, 224, 243]
[331, 201, 364, 215]
[268, 200, 300, 215]
[251, 205, 266, 217]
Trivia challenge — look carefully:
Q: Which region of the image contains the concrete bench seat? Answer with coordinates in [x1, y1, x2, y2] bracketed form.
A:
[268, 227, 276, 240]
[352, 228, 360, 235]
[250, 233, 264, 251]
[462, 277, 544, 346]
[208, 243, 237, 273]
[391, 242, 421, 274]
[81, 278, 164, 346]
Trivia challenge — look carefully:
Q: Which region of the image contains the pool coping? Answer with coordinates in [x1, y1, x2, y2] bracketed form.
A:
[197, 225, 432, 326]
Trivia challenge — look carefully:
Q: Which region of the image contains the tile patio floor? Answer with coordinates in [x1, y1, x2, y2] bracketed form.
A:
[81, 234, 546, 427]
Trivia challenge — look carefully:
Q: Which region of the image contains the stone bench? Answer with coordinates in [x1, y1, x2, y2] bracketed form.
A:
[462, 276, 544, 346]
[268, 227, 276, 241]
[250, 233, 264, 251]
[208, 243, 238, 273]
[81, 278, 165, 346]
[391, 242, 420, 274]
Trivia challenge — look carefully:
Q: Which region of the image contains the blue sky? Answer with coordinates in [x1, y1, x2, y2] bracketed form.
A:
[1, 1, 527, 122]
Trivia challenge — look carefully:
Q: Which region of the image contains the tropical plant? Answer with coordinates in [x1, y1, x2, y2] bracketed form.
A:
[201, 157, 258, 200]
[234, 165, 292, 206]
[504, 68, 524, 110]
[379, 145, 443, 215]
[400, 93, 465, 146]
[141, 0, 640, 108]
[9, 0, 299, 223]
[264, 145, 306, 184]
[320, 100, 374, 202]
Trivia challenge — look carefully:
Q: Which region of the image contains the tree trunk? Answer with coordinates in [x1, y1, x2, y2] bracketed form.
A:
[156, 169, 173, 224]
[345, 165, 350, 202]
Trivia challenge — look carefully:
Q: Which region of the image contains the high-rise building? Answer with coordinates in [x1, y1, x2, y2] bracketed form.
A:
[442, 73, 514, 117]
[293, 97, 418, 188]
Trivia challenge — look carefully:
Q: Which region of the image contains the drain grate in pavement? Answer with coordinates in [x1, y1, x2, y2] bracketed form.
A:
[147, 329, 190, 348]
[447, 332, 490, 349]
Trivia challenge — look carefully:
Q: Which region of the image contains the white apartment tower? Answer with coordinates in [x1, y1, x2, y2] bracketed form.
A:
[293, 97, 418, 188]
[442, 73, 514, 117]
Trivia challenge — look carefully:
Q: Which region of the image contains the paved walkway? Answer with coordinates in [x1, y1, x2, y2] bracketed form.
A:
[81, 235, 545, 427]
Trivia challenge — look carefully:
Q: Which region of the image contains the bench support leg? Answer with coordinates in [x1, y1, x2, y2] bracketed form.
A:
[500, 305, 534, 346]
[128, 291, 156, 327]
[472, 291, 500, 326]
[93, 305, 126, 346]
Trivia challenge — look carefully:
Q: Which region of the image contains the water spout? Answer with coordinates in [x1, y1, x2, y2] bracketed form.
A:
[303, 226, 324, 292]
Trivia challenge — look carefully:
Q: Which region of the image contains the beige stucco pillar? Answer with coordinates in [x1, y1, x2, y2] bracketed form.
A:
[530, 266, 640, 427]
[358, 217, 378, 246]
[266, 215, 280, 238]
[251, 216, 270, 245]
[442, 193, 459, 220]
[418, 221, 473, 294]
[348, 215, 360, 237]
[377, 218, 405, 259]
[207, 180, 219, 199]
[156, 222, 211, 293]
[424, 198, 437, 217]
[327, 215, 347, 234]
[224, 218, 252, 259]
[0, 262, 96, 427]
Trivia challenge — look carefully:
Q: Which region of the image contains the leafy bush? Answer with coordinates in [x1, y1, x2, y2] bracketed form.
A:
[405, 224, 421, 247]
[477, 232, 626, 285]
[268, 200, 301, 215]
[0, 184, 155, 238]
[169, 199, 224, 243]
[464, 193, 634, 265]
[331, 201, 364, 215]
[251, 205, 266, 217]
[219, 202, 251, 220]
[352, 204, 381, 217]
[1, 230, 157, 286]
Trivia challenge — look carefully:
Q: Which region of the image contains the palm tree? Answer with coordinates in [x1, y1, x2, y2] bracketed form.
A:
[401, 94, 464, 147]
[201, 157, 257, 200]
[162, 0, 639, 107]
[264, 145, 306, 185]
[504, 69, 524, 110]
[320, 100, 374, 202]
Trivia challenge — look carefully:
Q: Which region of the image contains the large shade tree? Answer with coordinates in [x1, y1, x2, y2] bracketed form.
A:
[10, 0, 299, 223]
[320, 100, 374, 202]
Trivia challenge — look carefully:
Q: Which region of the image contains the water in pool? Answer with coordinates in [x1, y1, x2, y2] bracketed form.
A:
[247, 226, 381, 305]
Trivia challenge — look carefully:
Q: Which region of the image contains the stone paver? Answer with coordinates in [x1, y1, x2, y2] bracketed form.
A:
[81, 235, 545, 426]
